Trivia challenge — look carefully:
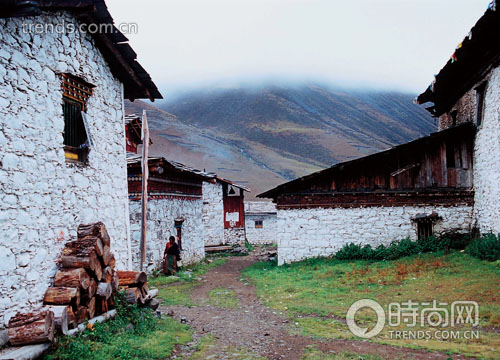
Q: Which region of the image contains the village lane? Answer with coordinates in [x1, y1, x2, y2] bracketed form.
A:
[160, 252, 469, 360]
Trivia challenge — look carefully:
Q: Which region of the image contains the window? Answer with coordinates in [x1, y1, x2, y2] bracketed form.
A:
[446, 141, 455, 168]
[255, 220, 263, 228]
[416, 220, 433, 240]
[475, 82, 487, 126]
[450, 110, 458, 126]
[61, 74, 94, 162]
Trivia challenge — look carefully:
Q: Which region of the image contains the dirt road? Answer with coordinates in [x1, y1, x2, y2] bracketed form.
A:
[160, 254, 470, 359]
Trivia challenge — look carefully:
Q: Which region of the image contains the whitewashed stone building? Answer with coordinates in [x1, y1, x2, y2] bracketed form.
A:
[0, 1, 161, 327]
[260, 4, 499, 265]
[244, 201, 277, 245]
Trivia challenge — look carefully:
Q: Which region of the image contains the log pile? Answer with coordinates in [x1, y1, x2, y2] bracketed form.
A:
[43, 222, 119, 332]
[5, 222, 158, 348]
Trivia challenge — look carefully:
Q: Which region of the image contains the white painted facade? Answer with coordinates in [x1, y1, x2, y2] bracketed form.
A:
[202, 182, 224, 246]
[129, 198, 205, 272]
[0, 13, 130, 327]
[245, 201, 277, 245]
[439, 65, 500, 235]
[276, 205, 473, 265]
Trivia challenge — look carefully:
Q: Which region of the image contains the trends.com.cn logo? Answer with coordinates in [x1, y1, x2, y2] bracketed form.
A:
[346, 299, 480, 340]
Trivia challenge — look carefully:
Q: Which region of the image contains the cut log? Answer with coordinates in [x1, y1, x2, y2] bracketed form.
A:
[108, 253, 116, 269]
[102, 246, 113, 266]
[8, 311, 48, 328]
[44, 306, 68, 335]
[94, 258, 103, 281]
[87, 297, 96, 319]
[146, 298, 160, 311]
[75, 307, 88, 324]
[111, 271, 119, 292]
[54, 268, 90, 290]
[141, 284, 149, 298]
[103, 266, 113, 284]
[88, 279, 98, 298]
[116, 271, 147, 286]
[44, 287, 80, 307]
[60, 250, 98, 272]
[96, 282, 112, 300]
[63, 238, 102, 262]
[77, 222, 110, 247]
[148, 288, 158, 299]
[8, 310, 54, 346]
[98, 298, 108, 314]
[107, 296, 115, 310]
[124, 288, 141, 304]
[66, 306, 76, 329]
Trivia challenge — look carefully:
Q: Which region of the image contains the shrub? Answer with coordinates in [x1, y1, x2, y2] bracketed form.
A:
[386, 238, 420, 260]
[467, 233, 500, 261]
[417, 235, 450, 253]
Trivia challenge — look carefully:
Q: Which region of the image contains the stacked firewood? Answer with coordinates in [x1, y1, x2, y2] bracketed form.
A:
[118, 271, 159, 310]
[6, 222, 158, 347]
[41, 222, 118, 331]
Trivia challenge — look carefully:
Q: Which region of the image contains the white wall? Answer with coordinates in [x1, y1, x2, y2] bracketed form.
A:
[129, 198, 205, 272]
[202, 182, 224, 246]
[0, 12, 130, 327]
[471, 66, 500, 234]
[245, 214, 277, 244]
[276, 205, 473, 265]
[224, 227, 246, 246]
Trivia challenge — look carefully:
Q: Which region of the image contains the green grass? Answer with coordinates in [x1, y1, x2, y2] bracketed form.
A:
[150, 258, 227, 306]
[243, 251, 500, 359]
[208, 288, 239, 308]
[45, 294, 191, 360]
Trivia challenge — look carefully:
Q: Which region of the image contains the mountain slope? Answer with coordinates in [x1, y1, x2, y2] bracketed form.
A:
[126, 84, 436, 198]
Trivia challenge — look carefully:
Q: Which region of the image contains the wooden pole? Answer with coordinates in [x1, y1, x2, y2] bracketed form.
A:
[140, 110, 149, 271]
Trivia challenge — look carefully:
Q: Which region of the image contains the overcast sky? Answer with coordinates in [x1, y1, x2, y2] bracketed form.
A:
[106, 0, 490, 97]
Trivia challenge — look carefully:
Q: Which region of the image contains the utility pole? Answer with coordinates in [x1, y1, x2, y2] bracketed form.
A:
[140, 110, 149, 271]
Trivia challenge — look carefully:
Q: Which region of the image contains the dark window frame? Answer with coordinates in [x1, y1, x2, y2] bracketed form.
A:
[475, 82, 487, 127]
[416, 220, 433, 240]
[255, 220, 263, 228]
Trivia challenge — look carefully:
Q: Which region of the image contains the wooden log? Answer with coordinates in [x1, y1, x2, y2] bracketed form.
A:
[124, 288, 141, 304]
[141, 284, 149, 298]
[66, 306, 76, 329]
[94, 258, 103, 281]
[116, 271, 147, 286]
[44, 287, 80, 307]
[60, 250, 98, 271]
[77, 222, 110, 246]
[75, 236, 103, 257]
[75, 307, 88, 324]
[103, 266, 113, 284]
[0, 343, 51, 360]
[54, 268, 90, 290]
[111, 271, 119, 292]
[88, 279, 98, 298]
[108, 253, 116, 269]
[148, 288, 158, 299]
[87, 297, 96, 319]
[107, 296, 115, 310]
[96, 282, 112, 300]
[146, 298, 160, 311]
[66, 309, 117, 337]
[44, 306, 68, 335]
[102, 246, 113, 266]
[8, 310, 54, 346]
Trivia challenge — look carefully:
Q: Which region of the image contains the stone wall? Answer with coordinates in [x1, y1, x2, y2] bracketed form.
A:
[245, 214, 277, 244]
[276, 205, 473, 265]
[438, 65, 500, 234]
[224, 227, 246, 246]
[129, 198, 205, 272]
[470, 66, 500, 234]
[0, 12, 130, 327]
[202, 182, 224, 246]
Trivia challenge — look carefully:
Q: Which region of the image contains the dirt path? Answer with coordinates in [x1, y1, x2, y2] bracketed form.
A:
[160, 254, 471, 360]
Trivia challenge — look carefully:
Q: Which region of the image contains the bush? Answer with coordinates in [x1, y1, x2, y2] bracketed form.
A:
[417, 235, 450, 253]
[467, 233, 500, 261]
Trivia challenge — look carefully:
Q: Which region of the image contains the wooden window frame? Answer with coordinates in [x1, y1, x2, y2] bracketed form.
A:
[416, 220, 433, 240]
[255, 220, 263, 228]
[61, 74, 94, 163]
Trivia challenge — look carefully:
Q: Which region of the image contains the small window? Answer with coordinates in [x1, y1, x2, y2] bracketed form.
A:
[255, 220, 263, 228]
[61, 74, 94, 163]
[417, 220, 433, 240]
[446, 141, 455, 168]
[475, 82, 487, 126]
[450, 110, 458, 126]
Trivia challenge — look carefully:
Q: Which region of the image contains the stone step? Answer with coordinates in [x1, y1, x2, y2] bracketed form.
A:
[204, 245, 233, 253]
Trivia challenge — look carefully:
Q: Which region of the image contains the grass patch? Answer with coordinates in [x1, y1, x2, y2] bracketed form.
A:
[45, 294, 191, 360]
[243, 252, 500, 359]
[245, 240, 255, 252]
[303, 346, 385, 360]
[208, 288, 239, 309]
[150, 258, 227, 307]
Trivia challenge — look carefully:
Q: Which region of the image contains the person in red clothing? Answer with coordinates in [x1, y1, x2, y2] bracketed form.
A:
[163, 236, 181, 275]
